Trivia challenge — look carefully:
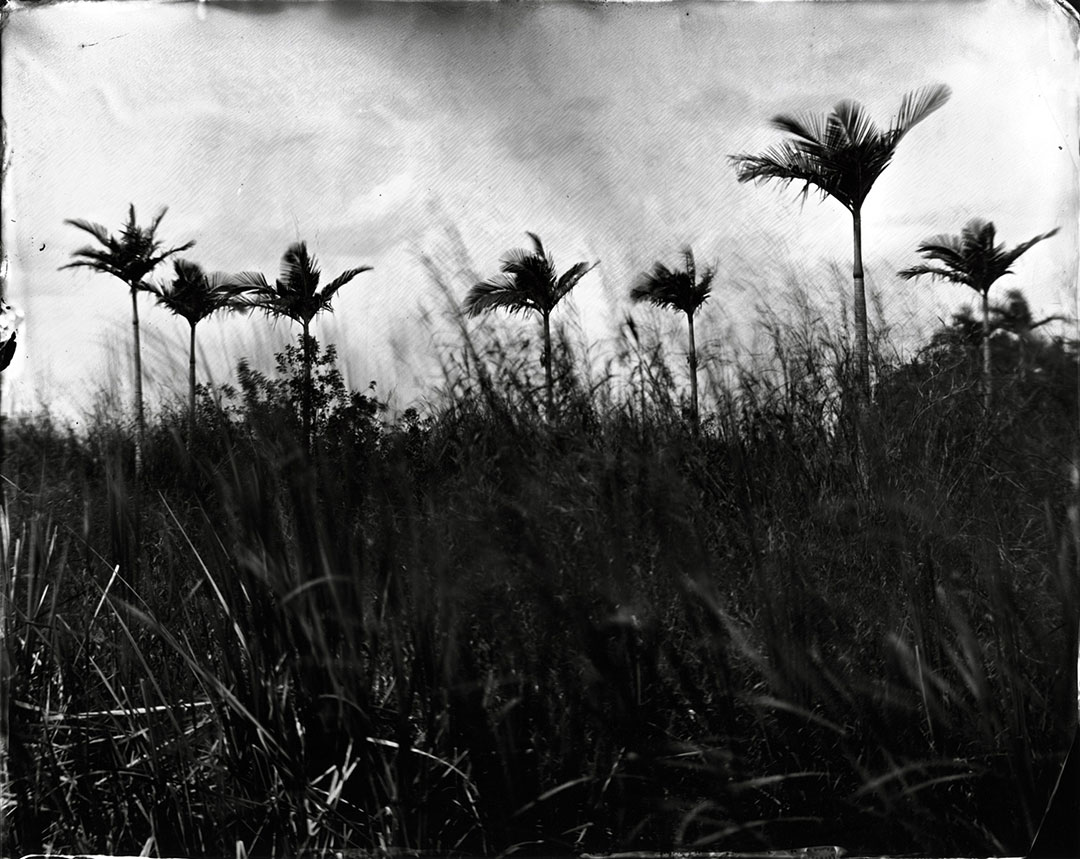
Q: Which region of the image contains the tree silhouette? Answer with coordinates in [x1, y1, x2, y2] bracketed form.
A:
[238, 241, 372, 452]
[993, 289, 1068, 342]
[463, 232, 597, 419]
[731, 85, 951, 401]
[630, 246, 714, 430]
[61, 205, 194, 473]
[899, 218, 1058, 409]
[147, 259, 255, 444]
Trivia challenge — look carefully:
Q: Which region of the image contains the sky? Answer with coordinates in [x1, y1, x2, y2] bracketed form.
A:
[2, 0, 1077, 419]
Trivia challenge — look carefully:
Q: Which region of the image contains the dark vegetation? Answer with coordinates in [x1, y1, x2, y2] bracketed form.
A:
[2, 80, 1075, 858]
[3, 286, 1078, 858]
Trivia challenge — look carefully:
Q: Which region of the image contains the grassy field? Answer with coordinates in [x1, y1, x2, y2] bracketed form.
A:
[2, 301, 1078, 858]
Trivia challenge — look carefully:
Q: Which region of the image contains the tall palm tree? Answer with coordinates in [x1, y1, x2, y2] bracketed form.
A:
[146, 259, 255, 444]
[463, 232, 597, 419]
[899, 218, 1058, 409]
[239, 241, 372, 452]
[61, 205, 195, 472]
[630, 246, 714, 429]
[730, 85, 951, 401]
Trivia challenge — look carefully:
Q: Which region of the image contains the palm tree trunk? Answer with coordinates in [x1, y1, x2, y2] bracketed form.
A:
[687, 310, 699, 432]
[130, 284, 145, 477]
[542, 310, 553, 420]
[851, 207, 870, 401]
[302, 321, 312, 453]
[981, 290, 992, 411]
[188, 321, 197, 446]
[639, 361, 646, 427]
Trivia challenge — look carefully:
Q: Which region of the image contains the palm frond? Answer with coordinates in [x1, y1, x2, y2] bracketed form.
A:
[731, 145, 839, 205]
[681, 247, 696, 286]
[525, 231, 547, 261]
[319, 265, 373, 310]
[62, 218, 112, 246]
[463, 276, 537, 318]
[502, 248, 555, 281]
[999, 226, 1059, 268]
[278, 242, 321, 298]
[147, 206, 168, 237]
[222, 270, 271, 292]
[912, 236, 967, 270]
[770, 112, 827, 147]
[554, 260, 597, 304]
[694, 265, 717, 301]
[891, 84, 952, 141]
[149, 239, 197, 268]
[832, 100, 881, 148]
[897, 263, 969, 284]
[59, 246, 119, 273]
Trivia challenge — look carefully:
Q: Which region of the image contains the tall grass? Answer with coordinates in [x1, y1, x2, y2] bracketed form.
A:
[2, 287, 1077, 857]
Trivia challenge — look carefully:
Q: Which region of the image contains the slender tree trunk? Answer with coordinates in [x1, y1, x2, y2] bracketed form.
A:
[851, 207, 870, 401]
[981, 290, 992, 411]
[302, 321, 312, 453]
[130, 284, 145, 477]
[639, 361, 646, 427]
[188, 321, 197, 446]
[542, 310, 553, 420]
[687, 310, 699, 432]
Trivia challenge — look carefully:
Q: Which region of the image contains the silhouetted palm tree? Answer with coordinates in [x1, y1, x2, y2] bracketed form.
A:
[239, 241, 372, 452]
[463, 232, 597, 419]
[147, 259, 255, 443]
[61, 205, 195, 472]
[899, 218, 1058, 408]
[993, 289, 1068, 341]
[630, 247, 714, 429]
[730, 85, 951, 400]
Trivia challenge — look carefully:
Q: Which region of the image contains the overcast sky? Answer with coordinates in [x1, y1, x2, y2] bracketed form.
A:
[2, 0, 1077, 417]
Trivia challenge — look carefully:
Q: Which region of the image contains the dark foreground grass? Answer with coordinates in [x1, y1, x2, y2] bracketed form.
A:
[2, 308, 1078, 858]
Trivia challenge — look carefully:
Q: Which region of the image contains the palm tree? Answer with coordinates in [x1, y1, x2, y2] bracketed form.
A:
[463, 232, 597, 420]
[61, 205, 195, 472]
[993, 288, 1068, 341]
[146, 259, 255, 444]
[239, 241, 372, 452]
[630, 247, 714, 429]
[899, 218, 1058, 408]
[730, 85, 951, 401]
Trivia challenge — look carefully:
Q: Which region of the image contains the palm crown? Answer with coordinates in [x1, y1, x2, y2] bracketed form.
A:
[148, 259, 251, 325]
[898, 218, 1059, 298]
[242, 241, 372, 325]
[61, 204, 195, 287]
[630, 247, 714, 317]
[730, 85, 952, 211]
[463, 232, 596, 320]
